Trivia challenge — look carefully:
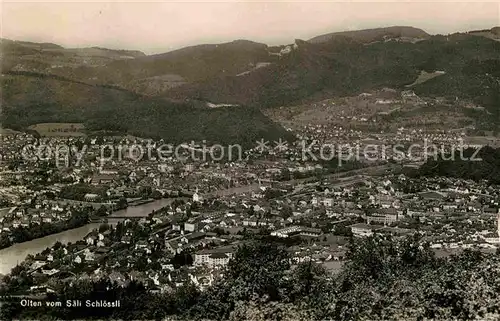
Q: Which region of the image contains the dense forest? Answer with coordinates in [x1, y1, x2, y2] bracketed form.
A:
[1, 71, 294, 148]
[167, 35, 500, 114]
[416, 146, 500, 184]
[2, 235, 500, 320]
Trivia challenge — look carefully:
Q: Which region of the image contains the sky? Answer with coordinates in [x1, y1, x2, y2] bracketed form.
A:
[2, 1, 499, 54]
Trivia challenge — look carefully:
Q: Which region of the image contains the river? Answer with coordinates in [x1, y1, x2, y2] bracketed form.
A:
[0, 198, 177, 276]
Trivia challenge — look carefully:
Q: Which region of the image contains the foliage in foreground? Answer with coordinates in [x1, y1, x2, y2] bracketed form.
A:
[1, 235, 500, 320]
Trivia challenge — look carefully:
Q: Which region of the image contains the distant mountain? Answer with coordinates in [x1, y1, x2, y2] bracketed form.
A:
[164, 34, 500, 119]
[467, 27, 500, 41]
[3, 26, 500, 142]
[308, 26, 430, 44]
[0, 38, 147, 89]
[1, 71, 293, 146]
[132, 39, 271, 81]
[0, 38, 146, 68]
[1, 38, 277, 95]
[94, 39, 276, 94]
[0, 38, 64, 50]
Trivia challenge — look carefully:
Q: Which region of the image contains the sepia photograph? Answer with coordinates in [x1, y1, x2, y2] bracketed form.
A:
[1, 1, 500, 320]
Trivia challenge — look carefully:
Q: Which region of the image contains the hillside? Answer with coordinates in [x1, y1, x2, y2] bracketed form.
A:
[164, 34, 500, 121]
[308, 26, 430, 44]
[3, 26, 500, 139]
[0, 38, 146, 72]
[0, 71, 293, 147]
[1, 38, 277, 94]
[94, 40, 277, 94]
[414, 146, 500, 184]
[138, 39, 270, 79]
[3, 28, 499, 110]
[166, 38, 415, 105]
[468, 26, 500, 41]
[0, 38, 146, 59]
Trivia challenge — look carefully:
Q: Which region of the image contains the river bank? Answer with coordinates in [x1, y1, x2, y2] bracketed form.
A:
[0, 198, 178, 275]
[0, 212, 89, 250]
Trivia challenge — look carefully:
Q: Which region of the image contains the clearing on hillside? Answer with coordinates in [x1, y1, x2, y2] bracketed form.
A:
[28, 123, 86, 137]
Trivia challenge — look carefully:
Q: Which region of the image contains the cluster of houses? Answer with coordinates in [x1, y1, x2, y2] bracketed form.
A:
[0, 203, 75, 233]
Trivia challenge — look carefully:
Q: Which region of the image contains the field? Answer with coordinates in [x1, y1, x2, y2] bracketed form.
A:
[0, 127, 22, 135]
[464, 136, 500, 147]
[28, 123, 86, 137]
[406, 70, 446, 87]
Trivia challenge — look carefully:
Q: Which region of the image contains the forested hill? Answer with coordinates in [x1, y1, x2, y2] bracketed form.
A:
[1, 71, 293, 146]
[415, 147, 500, 184]
[4, 29, 500, 113]
[165, 34, 500, 115]
[3, 27, 500, 143]
[308, 26, 430, 43]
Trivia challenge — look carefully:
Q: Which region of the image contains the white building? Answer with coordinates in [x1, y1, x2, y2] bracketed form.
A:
[194, 248, 233, 268]
[349, 223, 383, 237]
